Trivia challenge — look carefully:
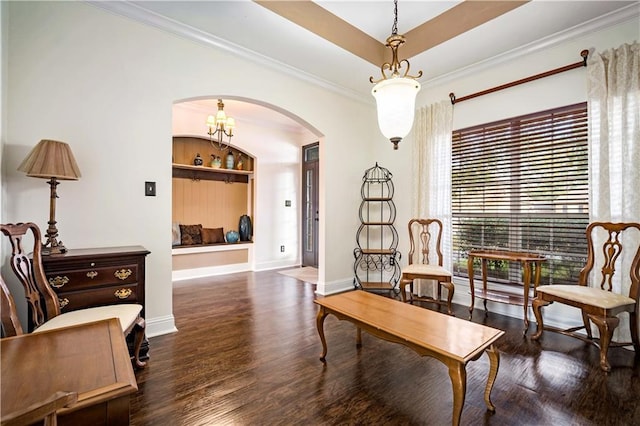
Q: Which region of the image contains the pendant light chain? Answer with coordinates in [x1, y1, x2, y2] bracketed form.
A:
[391, 0, 398, 36]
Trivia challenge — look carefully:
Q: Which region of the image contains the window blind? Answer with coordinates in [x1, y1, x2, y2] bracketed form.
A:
[452, 102, 589, 286]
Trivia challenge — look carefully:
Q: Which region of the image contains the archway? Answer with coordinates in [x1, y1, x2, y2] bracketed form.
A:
[170, 97, 322, 281]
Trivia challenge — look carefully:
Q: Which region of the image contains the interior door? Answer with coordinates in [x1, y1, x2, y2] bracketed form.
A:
[302, 143, 319, 267]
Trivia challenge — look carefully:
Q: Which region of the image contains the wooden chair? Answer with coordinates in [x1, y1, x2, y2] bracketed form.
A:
[0, 222, 147, 368]
[400, 218, 454, 315]
[1, 275, 23, 337]
[532, 222, 640, 372]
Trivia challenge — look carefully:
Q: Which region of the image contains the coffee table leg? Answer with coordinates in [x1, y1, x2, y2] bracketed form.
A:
[484, 344, 500, 412]
[316, 307, 329, 362]
[356, 327, 362, 348]
[448, 362, 467, 426]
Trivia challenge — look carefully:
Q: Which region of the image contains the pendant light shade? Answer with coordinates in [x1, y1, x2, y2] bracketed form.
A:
[372, 77, 421, 150]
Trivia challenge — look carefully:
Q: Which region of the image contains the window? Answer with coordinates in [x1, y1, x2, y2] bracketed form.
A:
[451, 103, 588, 286]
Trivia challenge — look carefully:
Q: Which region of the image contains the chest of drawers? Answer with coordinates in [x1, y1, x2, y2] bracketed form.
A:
[41, 246, 150, 316]
[40, 246, 151, 360]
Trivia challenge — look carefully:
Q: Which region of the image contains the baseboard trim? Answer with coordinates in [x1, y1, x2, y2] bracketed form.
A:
[146, 314, 178, 337]
[172, 263, 251, 281]
[316, 277, 353, 295]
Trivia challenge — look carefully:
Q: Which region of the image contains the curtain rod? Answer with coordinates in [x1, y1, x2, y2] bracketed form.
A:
[449, 49, 589, 105]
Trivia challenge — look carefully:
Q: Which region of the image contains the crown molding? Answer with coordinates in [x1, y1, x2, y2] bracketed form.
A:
[87, 1, 637, 104]
[87, 0, 370, 105]
[421, 3, 640, 90]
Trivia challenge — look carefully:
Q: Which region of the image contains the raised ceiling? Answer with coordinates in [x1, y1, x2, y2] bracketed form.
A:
[117, 0, 637, 97]
[97, 1, 638, 126]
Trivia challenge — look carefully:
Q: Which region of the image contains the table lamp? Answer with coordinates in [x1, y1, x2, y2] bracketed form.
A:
[18, 139, 81, 255]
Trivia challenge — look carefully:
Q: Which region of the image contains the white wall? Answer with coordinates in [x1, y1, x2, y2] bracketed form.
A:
[380, 12, 639, 326]
[2, 1, 376, 336]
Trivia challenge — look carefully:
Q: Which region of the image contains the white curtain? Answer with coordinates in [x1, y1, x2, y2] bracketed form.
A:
[409, 100, 453, 296]
[587, 41, 640, 343]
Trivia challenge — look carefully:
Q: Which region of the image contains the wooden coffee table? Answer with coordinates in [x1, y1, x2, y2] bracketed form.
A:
[315, 290, 504, 426]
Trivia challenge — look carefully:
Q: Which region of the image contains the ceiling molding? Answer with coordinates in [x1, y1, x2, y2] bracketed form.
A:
[255, 1, 530, 65]
[87, 0, 371, 105]
[254, 0, 386, 66]
[403, 1, 530, 58]
[421, 3, 640, 90]
[87, 1, 639, 106]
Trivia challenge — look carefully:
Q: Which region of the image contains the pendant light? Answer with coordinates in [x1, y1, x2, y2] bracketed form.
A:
[206, 99, 235, 151]
[370, 0, 422, 150]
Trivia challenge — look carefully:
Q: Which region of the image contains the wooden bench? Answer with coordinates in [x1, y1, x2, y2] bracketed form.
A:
[315, 290, 504, 426]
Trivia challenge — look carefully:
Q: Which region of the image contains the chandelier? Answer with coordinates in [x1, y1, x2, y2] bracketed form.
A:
[206, 99, 235, 150]
[370, 0, 422, 150]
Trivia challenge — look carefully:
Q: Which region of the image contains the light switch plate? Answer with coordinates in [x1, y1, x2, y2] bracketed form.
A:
[145, 181, 156, 196]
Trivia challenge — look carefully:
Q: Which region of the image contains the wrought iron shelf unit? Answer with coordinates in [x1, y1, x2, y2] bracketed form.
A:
[353, 163, 401, 293]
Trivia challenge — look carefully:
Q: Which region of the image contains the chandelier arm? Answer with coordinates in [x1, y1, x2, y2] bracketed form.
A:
[208, 128, 231, 151]
[398, 59, 423, 79]
[370, 63, 395, 84]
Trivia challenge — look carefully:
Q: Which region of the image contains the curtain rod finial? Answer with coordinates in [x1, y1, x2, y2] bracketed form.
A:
[581, 49, 589, 66]
[449, 93, 456, 105]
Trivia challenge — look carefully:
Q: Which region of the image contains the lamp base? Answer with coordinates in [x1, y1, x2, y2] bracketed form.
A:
[42, 241, 68, 256]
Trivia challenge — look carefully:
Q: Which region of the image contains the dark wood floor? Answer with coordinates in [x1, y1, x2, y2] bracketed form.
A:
[131, 270, 640, 425]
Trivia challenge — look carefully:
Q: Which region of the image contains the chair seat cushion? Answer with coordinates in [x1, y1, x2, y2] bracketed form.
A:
[33, 304, 142, 333]
[536, 285, 634, 309]
[402, 264, 451, 278]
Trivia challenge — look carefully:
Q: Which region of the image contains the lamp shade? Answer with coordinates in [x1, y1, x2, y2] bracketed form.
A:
[18, 139, 81, 180]
[372, 77, 421, 142]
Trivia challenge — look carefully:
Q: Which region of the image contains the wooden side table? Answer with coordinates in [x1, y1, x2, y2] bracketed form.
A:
[467, 250, 546, 334]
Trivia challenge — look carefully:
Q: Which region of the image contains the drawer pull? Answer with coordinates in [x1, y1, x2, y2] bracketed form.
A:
[49, 276, 69, 288]
[59, 298, 69, 309]
[114, 269, 132, 280]
[86, 271, 98, 279]
[114, 288, 132, 299]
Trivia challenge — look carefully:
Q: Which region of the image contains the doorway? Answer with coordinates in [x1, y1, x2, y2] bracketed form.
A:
[301, 143, 319, 267]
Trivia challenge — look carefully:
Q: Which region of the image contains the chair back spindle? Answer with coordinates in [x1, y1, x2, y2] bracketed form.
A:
[408, 218, 444, 267]
[578, 222, 640, 295]
[0, 223, 61, 330]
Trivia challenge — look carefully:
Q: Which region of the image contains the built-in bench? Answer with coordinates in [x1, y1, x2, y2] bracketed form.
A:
[172, 242, 253, 281]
